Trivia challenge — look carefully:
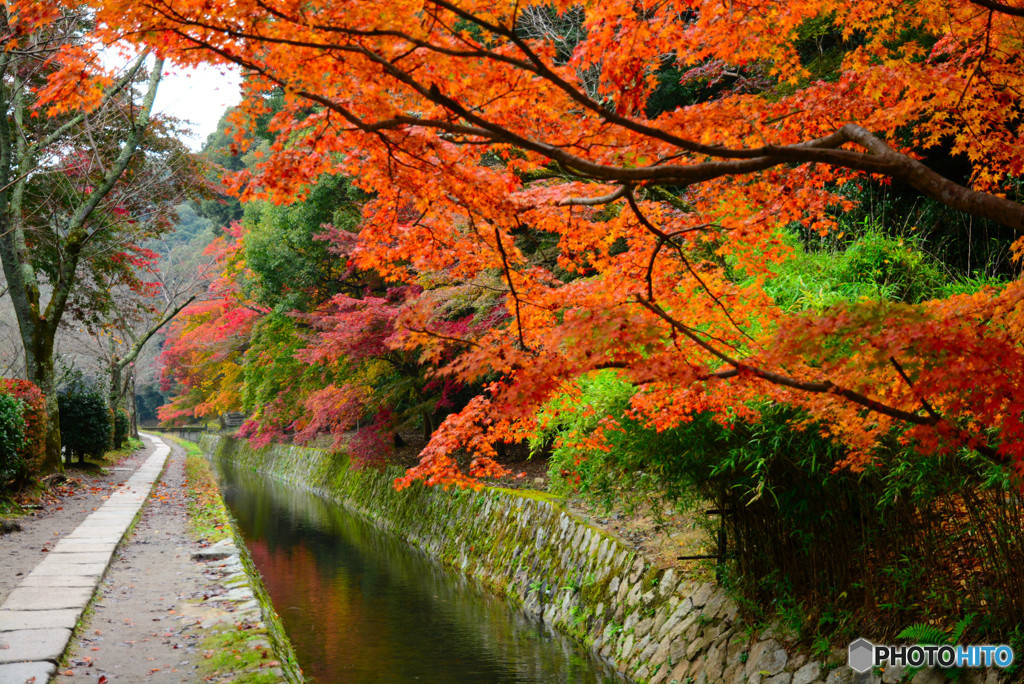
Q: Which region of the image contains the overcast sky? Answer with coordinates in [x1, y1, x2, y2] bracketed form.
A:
[152, 62, 243, 151]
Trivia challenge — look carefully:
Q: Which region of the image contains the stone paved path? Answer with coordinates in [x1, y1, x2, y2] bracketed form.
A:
[0, 436, 170, 682]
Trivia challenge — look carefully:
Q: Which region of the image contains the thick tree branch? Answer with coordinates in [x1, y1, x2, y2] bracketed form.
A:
[968, 0, 1024, 17]
[142, 1, 1024, 233]
[634, 294, 937, 426]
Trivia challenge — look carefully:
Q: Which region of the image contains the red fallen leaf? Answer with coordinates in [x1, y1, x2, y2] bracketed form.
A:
[41, 548, 49, 553]
[99, 676, 109, 684]
[91, 646, 100, 651]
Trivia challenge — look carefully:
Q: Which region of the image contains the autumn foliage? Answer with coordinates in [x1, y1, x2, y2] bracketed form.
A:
[0, 380, 47, 484]
[107, 0, 1024, 491]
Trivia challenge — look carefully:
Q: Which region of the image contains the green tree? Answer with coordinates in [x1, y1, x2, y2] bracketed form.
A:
[58, 380, 111, 465]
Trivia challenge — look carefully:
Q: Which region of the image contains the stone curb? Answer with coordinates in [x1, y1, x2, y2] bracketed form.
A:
[0, 435, 170, 682]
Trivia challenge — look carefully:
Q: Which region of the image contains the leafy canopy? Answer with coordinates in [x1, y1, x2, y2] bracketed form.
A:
[100, 0, 1024, 484]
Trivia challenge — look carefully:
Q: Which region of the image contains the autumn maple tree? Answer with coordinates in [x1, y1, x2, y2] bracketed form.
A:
[103, 0, 1024, 484]
[0, 0, 207, 470]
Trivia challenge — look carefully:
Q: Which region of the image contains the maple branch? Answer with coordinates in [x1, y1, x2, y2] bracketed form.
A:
[557, 185, 628, 206]
[888, 355, 943, 424]
[627, 189, 755, 345]
[634, 294, 938, 426]
[152, 13, 1024, 231]
[133, 0, 1024, 233]
[402, 324, 482, 350]
[493, 226, 528, 350]
[967, 0, 1024, 17]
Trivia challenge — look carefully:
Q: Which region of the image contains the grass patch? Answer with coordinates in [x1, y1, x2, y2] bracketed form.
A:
[64, 437, 145, 474]
[198, 626, 283, 683]
[176, 437, 231, 543]
[168, 435, 305, 682]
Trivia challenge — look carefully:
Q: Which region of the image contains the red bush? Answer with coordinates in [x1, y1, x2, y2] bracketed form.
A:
[0, 380, 48, 478]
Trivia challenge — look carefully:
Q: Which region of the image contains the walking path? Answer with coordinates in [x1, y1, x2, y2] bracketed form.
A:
[0, 436, 171, 682]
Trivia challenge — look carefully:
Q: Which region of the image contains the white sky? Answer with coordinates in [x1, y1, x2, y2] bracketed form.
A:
[153, 62, 243, 151]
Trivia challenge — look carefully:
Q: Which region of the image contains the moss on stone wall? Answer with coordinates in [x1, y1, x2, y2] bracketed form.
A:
[199, 435, 884, 684]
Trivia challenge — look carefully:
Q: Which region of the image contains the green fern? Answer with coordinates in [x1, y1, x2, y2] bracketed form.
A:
[896, 614, 975, 647]
[949, 613, 976, 645]
[896, 623, 948, 645]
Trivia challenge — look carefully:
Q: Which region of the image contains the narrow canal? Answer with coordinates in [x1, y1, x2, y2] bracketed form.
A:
[213, 460, 622, 683]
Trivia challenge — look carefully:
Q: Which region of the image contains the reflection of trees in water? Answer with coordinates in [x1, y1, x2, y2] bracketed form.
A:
[217, 462, 617, 684]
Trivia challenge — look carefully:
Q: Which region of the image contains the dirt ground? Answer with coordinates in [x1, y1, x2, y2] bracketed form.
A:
[54, 439, 215, 682]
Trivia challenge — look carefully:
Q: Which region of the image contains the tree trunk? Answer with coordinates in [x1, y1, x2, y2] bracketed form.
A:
[108, 360, 122, 414]
[24, 332, 62, 473]
[129, 369, 139, 439]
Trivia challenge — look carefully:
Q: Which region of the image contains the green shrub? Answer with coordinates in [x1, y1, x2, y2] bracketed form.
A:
[758, 227, 1002, 312]
[0, 379, 46, 484]
[0, 394, 26, 486]
[832, 229, 946, 303]
[533, 372, 1024, 643]
[58, 383, 111, 464]
[113, 409, 130, 448]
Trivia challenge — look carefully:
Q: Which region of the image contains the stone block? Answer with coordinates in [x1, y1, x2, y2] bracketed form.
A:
[19, 574, 100, 588]
[794, 661, 823, 684]
[50, 541, 117, 554]
[627, 557, 645, 584]
[26, 562, 106, 577]
[36, 551, 110, 566]
[703, 639, 727, 680]
[192, 546, 240, 561]
[0, 628, 71, 663]
[0, 661, 56, 683]
[745, 638, 788, 678]
[620, 632, 635, 660]
[1, 586, 93, 611]
[667, 659, 691, 684]
[690, 582, 714, 608]
[0, 609, 81, 631]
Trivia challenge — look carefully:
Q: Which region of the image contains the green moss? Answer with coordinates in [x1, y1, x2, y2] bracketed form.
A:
[180, 439, 232, 542]
[172, 435, 305, 683]
[203, 435, 692, 683]
[197, 626, 283, 683]
[641, 565, 661, 593]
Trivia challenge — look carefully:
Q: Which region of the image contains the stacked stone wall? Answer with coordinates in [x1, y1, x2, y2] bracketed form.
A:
[202, 434, 990, 684]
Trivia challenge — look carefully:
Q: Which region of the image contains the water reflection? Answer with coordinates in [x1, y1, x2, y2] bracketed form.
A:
[214, 460, 621, 684]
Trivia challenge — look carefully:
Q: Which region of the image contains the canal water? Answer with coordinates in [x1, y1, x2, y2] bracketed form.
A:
[213, 459, 622, 683]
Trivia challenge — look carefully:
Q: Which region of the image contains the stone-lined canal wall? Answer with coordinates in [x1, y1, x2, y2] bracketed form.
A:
[199, 435, 883, 684]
